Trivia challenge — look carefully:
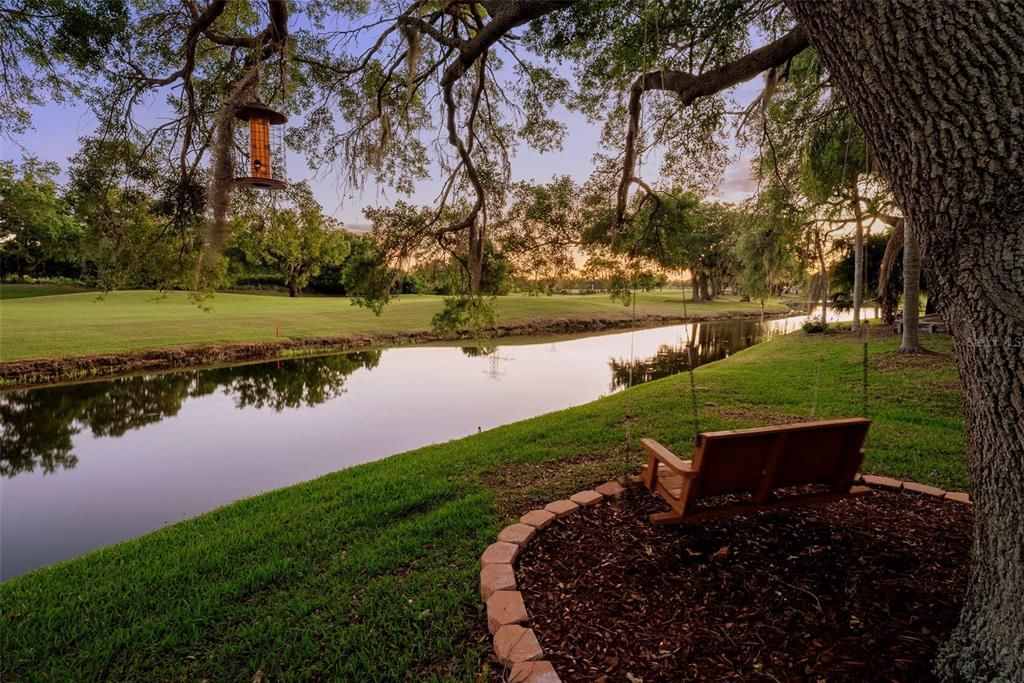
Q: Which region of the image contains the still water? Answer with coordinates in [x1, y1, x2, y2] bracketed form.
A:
[1, 313, 838, 579]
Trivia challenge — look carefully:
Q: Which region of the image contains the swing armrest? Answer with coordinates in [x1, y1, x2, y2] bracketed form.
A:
[641, 439, 699, 477]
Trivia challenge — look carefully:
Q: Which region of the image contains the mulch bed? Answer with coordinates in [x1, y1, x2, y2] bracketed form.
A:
[516, 486, 972, 682]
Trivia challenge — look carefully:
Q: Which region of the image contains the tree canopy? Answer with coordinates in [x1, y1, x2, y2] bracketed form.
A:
[0, 158, 81, 278]
[229, 182, 351, 296]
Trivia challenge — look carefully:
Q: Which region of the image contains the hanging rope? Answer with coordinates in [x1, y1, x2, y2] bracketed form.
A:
[620, 3, 650, 477]
[655, 3, 699, 442]
[810, 336, 825, 419]
[678, 277, 701, 441]
[622, 269, 638, 476]
[860, 147, 871, 418]
[685, 336, 700, 441]
[809, 126, 852, 418]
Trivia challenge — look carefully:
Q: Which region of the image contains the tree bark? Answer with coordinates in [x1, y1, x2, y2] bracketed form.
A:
[788, 2, 1024, 679]
[877, 221, 904, 325]
[926, 282, 940, 315]
[288, 280, 299, 297]
[900, 218, 922, 352]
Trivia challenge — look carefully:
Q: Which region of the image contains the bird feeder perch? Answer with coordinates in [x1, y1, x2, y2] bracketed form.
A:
[233, 101, 288, 189]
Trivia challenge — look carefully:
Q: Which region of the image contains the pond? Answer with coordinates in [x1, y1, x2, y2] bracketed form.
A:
[0, 312, 844, 579]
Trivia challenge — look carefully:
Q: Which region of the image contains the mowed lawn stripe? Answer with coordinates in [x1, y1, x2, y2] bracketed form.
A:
[0, 290, 789, 361]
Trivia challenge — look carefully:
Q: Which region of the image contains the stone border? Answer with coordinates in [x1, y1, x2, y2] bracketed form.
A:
[857, 474, 972, 505]
[478, 475, 969, 682]
[478, 480, 626, 682]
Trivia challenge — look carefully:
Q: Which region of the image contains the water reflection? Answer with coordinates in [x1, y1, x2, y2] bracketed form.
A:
[609, 321, 760, 389]
[0, 352, 380, 478]
[1, 313, 848, 579]
[460, 344, 497, 357]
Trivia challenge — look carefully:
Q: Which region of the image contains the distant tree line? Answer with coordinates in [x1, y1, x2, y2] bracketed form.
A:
[2, 148, 919, 313]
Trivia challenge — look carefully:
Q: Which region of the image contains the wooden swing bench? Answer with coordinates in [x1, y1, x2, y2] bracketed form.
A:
[641, 417, 872, 525]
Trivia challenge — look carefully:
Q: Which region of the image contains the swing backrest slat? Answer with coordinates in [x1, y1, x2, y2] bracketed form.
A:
[693, 418, 869, 495]
[641, 417, 871, 524]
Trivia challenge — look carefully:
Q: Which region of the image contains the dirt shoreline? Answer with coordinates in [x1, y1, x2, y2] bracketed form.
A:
[0, 309, 796, 389]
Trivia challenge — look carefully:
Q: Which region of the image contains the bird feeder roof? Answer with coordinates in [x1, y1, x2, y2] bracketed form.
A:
[233, 101, 288, 125]
[234, 176, 288, 190]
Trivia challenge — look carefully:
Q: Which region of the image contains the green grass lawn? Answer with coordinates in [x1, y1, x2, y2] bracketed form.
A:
[0, 331, 965, 681]
[0, 283, 91, 300]
[0, 290, 789, 362]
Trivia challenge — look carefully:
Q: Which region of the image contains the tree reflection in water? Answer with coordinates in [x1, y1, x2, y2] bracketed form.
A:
[609, 321, 761, 390]
[0, 351, 381, 477]
[460, 344, 497, 357]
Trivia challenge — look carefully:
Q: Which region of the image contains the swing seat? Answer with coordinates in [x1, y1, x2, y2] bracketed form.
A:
[640, 418, 872, 525]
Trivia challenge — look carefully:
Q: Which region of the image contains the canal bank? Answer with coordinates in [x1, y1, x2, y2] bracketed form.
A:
[1, 307, 797, 388]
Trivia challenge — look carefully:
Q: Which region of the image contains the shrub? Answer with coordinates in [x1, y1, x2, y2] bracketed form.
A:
[802, 317, 830, 334]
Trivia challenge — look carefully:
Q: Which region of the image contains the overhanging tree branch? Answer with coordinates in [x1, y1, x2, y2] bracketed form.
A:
[617, 27, 809, 222]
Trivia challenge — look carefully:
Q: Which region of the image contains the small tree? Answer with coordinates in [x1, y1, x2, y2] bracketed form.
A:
[67, 137, 202, 290]
[0, 158, 81, 279]
[832, 232, 891, 319]
[735, 200, 802, 319]
[230, 184, 350, 298]
[634, 270, 660, 292]
[799, 112, 871, 330]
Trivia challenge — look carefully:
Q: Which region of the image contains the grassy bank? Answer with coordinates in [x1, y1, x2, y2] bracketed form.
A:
[0, 331, 965, 681]
[0, 290, 789, 362]
[0, 283, 90, 300]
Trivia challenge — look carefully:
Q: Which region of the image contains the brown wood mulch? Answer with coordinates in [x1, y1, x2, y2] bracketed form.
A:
[516, 486, 972, 682]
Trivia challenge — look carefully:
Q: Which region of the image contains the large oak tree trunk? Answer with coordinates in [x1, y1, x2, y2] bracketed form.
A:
[900, 219, 923, 352]
[788, 2, 1024, 679]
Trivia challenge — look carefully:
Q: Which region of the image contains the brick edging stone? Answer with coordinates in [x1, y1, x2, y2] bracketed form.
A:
[478, 475, 968, 682]
[858, 474, 972, 504]
[478, 479, 625, 682]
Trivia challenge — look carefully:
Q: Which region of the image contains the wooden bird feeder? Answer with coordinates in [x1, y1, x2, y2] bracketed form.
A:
[233, 101, 288, 189]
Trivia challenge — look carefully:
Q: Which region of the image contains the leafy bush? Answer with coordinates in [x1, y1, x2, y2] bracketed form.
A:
[802, 317, 830, 334]
[830, 291, 853, 312]
[1, 274, 82, 286]
[399, 273, 428, 294]
[431, 295, 498, 336]
[232, 274, 287, 289]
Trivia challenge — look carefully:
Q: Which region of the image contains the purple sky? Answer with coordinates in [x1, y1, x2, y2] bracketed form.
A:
[1, 67, 762, 230]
